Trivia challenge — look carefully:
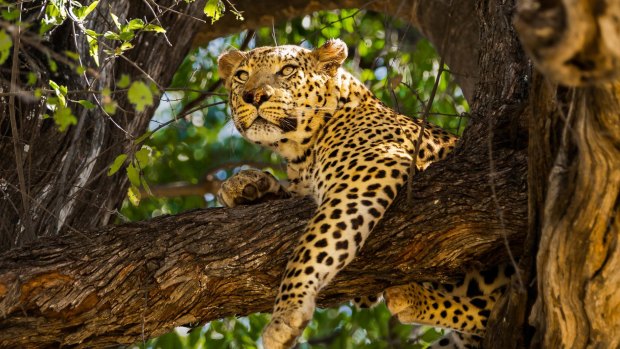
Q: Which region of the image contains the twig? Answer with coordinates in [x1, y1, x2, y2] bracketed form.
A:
[406, 0, 455, 203]
[407, 54, 445, 202]
[141, 0, 172, 46]
[146, 0, 207, 24]
[0, 20, 100, 78]
[2, 181, 83, 238]
[7, 8, 34, 245]
[148, 100, 227, 137]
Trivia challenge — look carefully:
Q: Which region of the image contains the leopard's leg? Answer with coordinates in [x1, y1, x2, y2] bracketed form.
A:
[261, 157, 409, 348]
[386, 265, 514, 346]
[385, 282, 500, 336]
[217, 169, 290, 207]
[428, 331, 482, 349]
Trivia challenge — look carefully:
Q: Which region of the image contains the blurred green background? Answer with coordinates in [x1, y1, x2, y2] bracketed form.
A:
[124, 9, 468, 349]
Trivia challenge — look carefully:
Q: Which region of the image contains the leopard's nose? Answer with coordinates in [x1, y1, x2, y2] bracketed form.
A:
[243, 88, 272, 106]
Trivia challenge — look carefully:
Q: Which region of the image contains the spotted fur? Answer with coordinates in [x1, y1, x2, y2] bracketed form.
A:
[217, 39, 509, 349]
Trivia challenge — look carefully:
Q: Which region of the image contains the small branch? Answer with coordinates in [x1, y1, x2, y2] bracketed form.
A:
[407, 54, 445, 202]
[7, 9, 34, 246]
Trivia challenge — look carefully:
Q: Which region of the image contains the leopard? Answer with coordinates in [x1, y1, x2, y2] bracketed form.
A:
[216, 39, 512, 349]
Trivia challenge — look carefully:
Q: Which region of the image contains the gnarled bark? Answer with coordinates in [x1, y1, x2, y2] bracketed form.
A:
[515, 0, 620, 86]
[488, 1, 620, 348]
[0, 125, 526, 347]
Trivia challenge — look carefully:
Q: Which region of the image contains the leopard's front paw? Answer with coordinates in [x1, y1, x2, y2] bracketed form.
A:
[217, 169, 288, 208]
[262, 304, 314, 349]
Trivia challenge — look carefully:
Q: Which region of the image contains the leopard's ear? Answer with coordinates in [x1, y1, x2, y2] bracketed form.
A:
[313, 39, 348, 76]
[218, 50, 247, 88]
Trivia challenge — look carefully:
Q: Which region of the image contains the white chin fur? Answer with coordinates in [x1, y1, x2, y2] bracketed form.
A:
[243, 119, 283, 145]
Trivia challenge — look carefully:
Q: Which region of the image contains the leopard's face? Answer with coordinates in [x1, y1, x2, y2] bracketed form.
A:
[218, 40, 348, 158]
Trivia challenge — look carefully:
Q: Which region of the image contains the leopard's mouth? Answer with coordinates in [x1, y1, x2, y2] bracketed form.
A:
[248, 114, 297, 133]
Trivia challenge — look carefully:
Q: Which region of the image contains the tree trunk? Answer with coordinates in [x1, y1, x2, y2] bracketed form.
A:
[484, 0, 620, 348]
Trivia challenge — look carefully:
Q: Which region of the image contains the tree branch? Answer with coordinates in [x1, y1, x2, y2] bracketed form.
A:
[0, 131, 526, 347]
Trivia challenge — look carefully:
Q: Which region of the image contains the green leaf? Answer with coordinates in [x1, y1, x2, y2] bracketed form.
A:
[126, 163, 141, 187]
[74, 1, 99, 21]
[77, 99, 96, 109]
[49, 80, 67, 106]
[48, 80, 59, 90]
[127, 185, 141, 206]
[203, 0, 225, 23]
[64, 50, 80, 61]
[119, 41, 133, 52]
[117, 74, 131, 88]
[0, 30, 12, 65]
[125, 18, 145, 31]
[27, 72, 37, 85]
[85, 29, 99, 66]
[110, 12, 121, 30]
[1, 8, 20, 21]
[135, 146, 151, 168]
[135, 131, 152, 144]
[48, 57, 58, 73]
[103, 31, 121, 40]
[103, 102, 117, 114]
[127, 81, 154, 112]
[143, 24, 166, 33]
[53, 106, 77, 132]
[108, 154, 128, 176]
[118, 31, 134, 41]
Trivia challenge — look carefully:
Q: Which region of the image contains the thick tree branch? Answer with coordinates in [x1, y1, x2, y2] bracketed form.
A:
[0, 132, 527, 347]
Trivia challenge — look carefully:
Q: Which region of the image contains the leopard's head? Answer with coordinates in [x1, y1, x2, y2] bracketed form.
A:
[218, 40, 348, 159]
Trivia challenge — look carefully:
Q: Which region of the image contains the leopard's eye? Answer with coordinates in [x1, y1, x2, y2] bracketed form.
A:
[278, 65, 297, 76]
[234, 70, 249, 82]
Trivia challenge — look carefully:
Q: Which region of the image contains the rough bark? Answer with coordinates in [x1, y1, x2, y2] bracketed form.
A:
[485, 1, 620, 348]
[531, 83, 620, 349]
[515, 0, 620, 85]
[473, 0, 534, 347]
